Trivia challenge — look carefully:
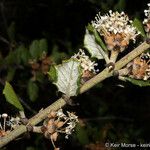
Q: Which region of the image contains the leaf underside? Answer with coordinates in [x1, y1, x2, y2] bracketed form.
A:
[84, 29, 105, 59]
[54, 59, 81, 97]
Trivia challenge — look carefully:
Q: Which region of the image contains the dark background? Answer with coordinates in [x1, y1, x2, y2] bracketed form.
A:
[0, 0, 150, 150]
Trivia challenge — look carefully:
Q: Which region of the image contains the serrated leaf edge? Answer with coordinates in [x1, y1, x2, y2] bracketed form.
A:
[53, 58, 82, 97]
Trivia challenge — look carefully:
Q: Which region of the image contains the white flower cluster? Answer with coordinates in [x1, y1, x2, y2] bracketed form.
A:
[0, 113, 21, 137]
[92, 10, 139, 42]
[56, 109, 66, 118]
[143, 3, 150, 24]
[56, 109, 78, 139]
[72, 49, 98, 73]
[6, 117, 21, 129]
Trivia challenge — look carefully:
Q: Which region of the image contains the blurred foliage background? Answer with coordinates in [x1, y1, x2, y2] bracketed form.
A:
[0, 0, 150, 150]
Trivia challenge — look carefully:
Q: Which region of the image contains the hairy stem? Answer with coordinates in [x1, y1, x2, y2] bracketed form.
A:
[0, 41, 149, 148]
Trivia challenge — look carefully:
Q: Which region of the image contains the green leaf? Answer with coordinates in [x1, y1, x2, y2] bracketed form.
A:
[133, 18, 146, 37]
[5, 46, 27, 65]
[29, 39, 48, 60]
[36, 72, 45, 83]
[87, 24, 108, 52]
[86, 23, 94, 32]
[8, 45, 29, 65]
[5, 51, 17, 65]
[7, 22, 15, 41]
[3, 82, 24, 110]
[17, 45, 30, 64]
[29, 40, 40, 59]
[52, 59, 81, 97]
[27, 80, 39, 102]
[51, 45, 68, 63]
[84, 29, 107, 59]
[15, 45, 26, 64]
[75, 124, 89, 145]
[93, 29, 108, 52]
[125, 77, 150, 87]
[39, 39, 48, 54]
[6, 67, 16, 81]
[47, 65, 58, 82]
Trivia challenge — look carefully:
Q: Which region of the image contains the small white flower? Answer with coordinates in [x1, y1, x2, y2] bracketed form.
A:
[67, 122, 76, 129]
[72, 49, 98, 74]
[67, 112, 78, 122]
[64, 121, 76, 138]
[143, 3, 150, 23]
[2, 113, 8, 118]
[6, 116, 21, 129]
[65, 127, 72, 135]
[56, 109, 66, 118]
[143, 3, 150, 34]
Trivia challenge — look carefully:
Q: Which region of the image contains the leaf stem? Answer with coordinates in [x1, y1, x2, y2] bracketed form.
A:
[109, 50, 119, 63]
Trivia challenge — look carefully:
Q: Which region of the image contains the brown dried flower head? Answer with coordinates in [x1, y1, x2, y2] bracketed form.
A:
[92, 10, 139, 52]
[126, 52, 150, 80]
[43, 109, 78, 140]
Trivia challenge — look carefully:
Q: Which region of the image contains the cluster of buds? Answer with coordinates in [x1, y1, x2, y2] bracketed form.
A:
[29, 52, 52, 80]
[118, 52, 150, 80]
[92, 10, 139, 52]
[0, 113, 21, 137]
[143, 3, 150, 34]
[72, 49, 98, 82]
[42, 109, 78, 149]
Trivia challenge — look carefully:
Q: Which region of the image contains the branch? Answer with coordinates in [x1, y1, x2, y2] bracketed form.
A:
[0, 41, 149, 148]
[0, 98, 66, 147]
[80, 42, 150, 93]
